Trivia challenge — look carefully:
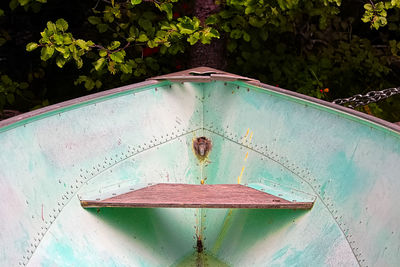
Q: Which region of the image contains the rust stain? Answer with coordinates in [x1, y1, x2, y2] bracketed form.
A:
[249, 131, 253, 142]
[212, 209, 234, 254]
[196, 235, 204, 253]
[237, 129, 254, 184]
[245, 128, 249, 138]
[237, 166, 245, 184]
[193, 136, 212, 162]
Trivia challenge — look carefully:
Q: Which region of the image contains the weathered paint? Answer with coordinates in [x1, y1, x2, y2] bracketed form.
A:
[0, 72, 399, 266]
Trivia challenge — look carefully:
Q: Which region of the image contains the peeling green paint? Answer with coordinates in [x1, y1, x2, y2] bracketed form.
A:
[0, 78, 399, 266]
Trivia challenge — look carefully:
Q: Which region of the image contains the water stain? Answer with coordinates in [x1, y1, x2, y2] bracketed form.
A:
[173, 251, 229, 267]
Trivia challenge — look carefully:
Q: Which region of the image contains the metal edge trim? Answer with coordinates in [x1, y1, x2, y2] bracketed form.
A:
[245, 80, 400, 134]
[0, 80, 163, 131]
[1, 66, 398, 135]
[148, 66, 259, 83]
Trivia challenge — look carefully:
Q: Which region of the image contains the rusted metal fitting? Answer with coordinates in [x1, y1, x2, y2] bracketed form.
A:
[193, 137, 212, 158]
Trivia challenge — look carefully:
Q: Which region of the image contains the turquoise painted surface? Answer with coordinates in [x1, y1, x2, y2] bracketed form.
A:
[0, 79, 399, 266]
[203, 81, 400, 266]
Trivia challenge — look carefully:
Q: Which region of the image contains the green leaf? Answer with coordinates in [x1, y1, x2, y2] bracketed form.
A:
[160, 45, 167, 54]
[26, 42, 39, 51]
[205, 15, 218, 25]
[99, 49, 107, 57]
[147, 40, 157, 48]
[103, 7, 115, 23]
[129, 26, 138, 38]
[46, 21, 57, 34]
[249, 16, 266, 27]
[1, 75, 12, 85]
[74, 75, 86, 86]
[110, 51, 125, 63]
[245, 5, 255, 15]
[230, 29, 242, 39]
[56, 56, 67, 68]
[243, 32, 250, 42]
[95, 80, 102, 89]
[145, 57, 159, 70]
[177, 17, 198, 34]
[40, 46, 55, 61]
[76, 39, 89, 50]
[53, 33, 63, 45]
[108, 61, 116, 74]
[107, 41, 121, 50]
[97, 23, 108, 33]
[6, 93, 15, 104]
[392, 0, 400, 7]
[364, 3, 373, 11]
[219, 10, 233, 19]
[209, 28, 220, 38]
[85, 78, 95, 90]
[135, 57, 144, 64]
[9, 0, 19, 10]
[56, 18, 68, 31]
[63, 33, 73, 44]
[361, 15, 371, 23]
[120, 63, 132, 74]
[187, 33, 199, 45]
[137, 33, 149, 42]
[75, 57, 83, 68]
[19, 82, 29, 89]
[55, 46, 69, 57]
[0, 9, 4, 16]
[159, 3, 173, 20]
[178, 24, 195, 34]
[18, 0, 30, 6]
[94, 57, 106, 71]
[138, 18, 152, 31]
[131, 0, 142, 5]
[88, 16, 101, 25]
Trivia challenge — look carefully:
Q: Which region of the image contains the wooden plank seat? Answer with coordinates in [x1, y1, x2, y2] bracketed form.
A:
[80, 183, 314, 209]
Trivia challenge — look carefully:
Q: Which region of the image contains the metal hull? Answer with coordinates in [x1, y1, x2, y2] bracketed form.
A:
[1, 69, 399, 266]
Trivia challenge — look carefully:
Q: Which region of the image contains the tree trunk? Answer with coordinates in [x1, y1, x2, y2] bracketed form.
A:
[189, 0, 226, 70]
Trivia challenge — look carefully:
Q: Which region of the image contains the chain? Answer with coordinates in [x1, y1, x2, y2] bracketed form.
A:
[332, 87, 400, 108]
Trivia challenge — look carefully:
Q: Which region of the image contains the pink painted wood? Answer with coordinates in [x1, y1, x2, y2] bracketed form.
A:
[81, 183, 314, 209]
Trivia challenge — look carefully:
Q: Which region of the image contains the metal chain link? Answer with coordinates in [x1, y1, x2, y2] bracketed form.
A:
[332, 87, 400, 108]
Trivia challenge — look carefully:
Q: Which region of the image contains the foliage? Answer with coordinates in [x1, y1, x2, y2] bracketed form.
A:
[0, 74, 28, 110]
[0, 0, 399, 122]
[25, 1, 219, 83]
[212, 0, 400, 122]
